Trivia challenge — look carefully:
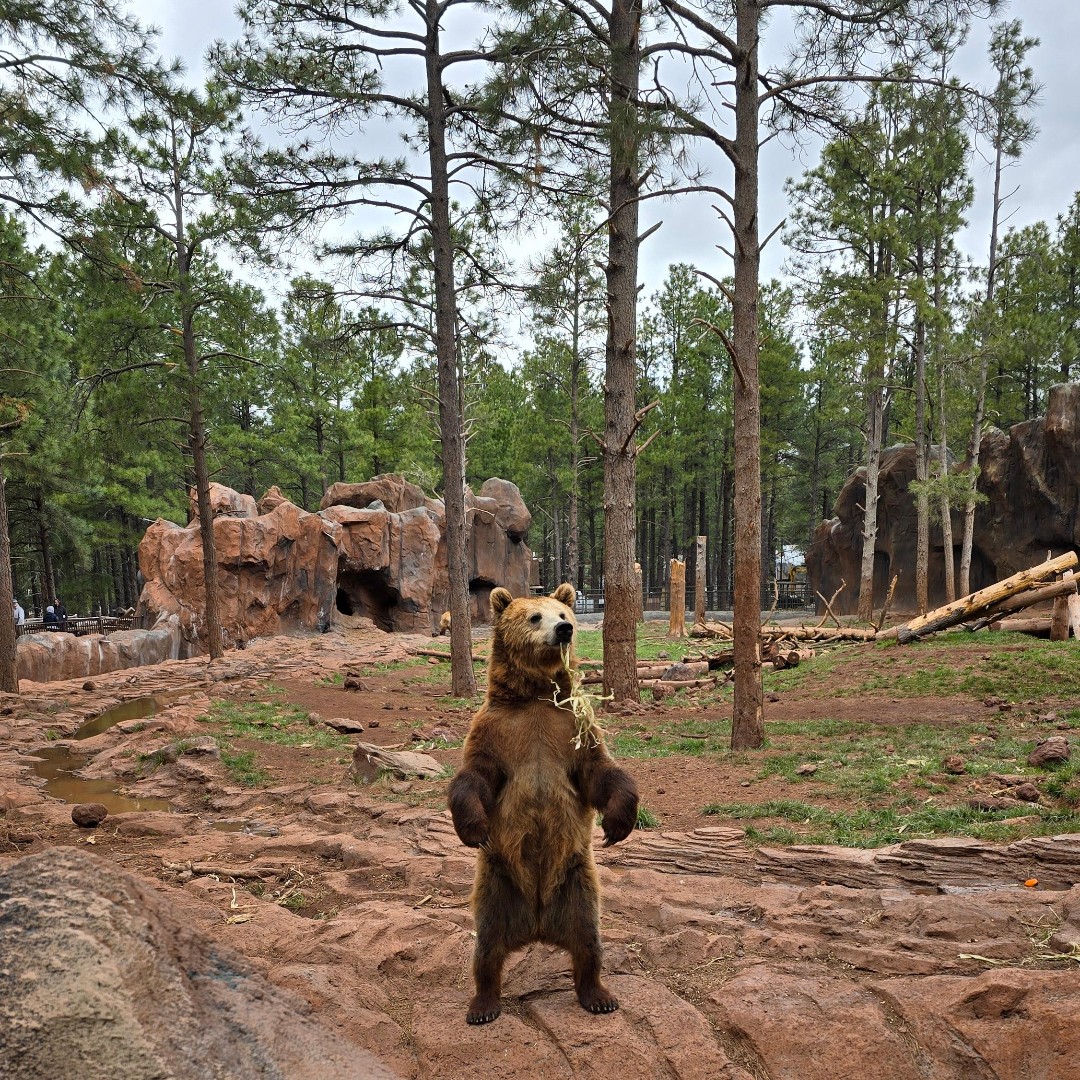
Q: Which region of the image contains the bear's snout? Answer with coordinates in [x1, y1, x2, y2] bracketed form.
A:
[554, 620, 574, 644]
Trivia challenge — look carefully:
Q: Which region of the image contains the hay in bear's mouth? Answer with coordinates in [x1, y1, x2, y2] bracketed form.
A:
[550, 644, 610, 750]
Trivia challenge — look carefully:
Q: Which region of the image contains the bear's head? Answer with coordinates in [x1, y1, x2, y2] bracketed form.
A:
[487, 583, 578, 694]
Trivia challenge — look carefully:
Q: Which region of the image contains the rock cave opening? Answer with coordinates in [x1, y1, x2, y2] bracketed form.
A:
[336, 570, 400, 633]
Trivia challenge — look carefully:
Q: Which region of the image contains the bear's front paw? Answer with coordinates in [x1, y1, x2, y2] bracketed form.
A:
[601, 796, 638, 846]
[453, 814, 490, 848]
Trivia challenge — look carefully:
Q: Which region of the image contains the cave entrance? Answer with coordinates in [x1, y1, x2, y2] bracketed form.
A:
[336, 570, 399, 632]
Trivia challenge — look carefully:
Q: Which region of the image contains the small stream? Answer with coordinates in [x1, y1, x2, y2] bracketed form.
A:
[29, 696, 175, 813]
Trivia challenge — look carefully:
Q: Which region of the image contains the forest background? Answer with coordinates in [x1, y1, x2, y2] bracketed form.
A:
[1, 0, 1076, 651]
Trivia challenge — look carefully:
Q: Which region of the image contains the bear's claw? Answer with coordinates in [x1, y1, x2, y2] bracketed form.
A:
[466, 995, 502, 1024]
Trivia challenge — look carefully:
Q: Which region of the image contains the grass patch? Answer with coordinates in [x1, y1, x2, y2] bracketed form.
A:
[702, 798, 1080, 847]
[220, 748, 269, 787]
[200, 700, 350, 750]
[852, 638, 1080, 700]
[636, 805, 661, 830]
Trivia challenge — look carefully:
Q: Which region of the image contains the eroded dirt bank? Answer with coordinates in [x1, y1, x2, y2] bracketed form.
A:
[2, 627, 1079, 1080]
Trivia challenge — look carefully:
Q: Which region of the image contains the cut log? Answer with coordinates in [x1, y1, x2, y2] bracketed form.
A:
[882, 551, 1079, 644]
[1051, 594, 1071, 641]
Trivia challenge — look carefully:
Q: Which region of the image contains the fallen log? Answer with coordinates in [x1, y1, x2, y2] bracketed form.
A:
[990, 617, 1052, 637]
[968, 575, 1080, 629]
[639, 677, 717, 691]
[881, 551, 1079, 644]
[411, 648, 483, 662]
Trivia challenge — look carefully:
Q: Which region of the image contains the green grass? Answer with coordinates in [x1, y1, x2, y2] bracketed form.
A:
[219, 748, 270, 787]
[200, 700, 351, 750]
[851, 638, 1080, 700]
[701, 797, 1080, 847]
[636, 805, 661, 830]
[196, 699, 352, 788]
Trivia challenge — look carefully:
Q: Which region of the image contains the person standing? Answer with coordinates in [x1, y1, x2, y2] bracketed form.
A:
[54, 597, 67, 630]
[43, 605, 60, 630]
[12, 597, 24, 626]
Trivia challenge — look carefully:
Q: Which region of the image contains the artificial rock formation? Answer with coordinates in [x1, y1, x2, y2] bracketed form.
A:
[809, 383, 1080, 613]
[138, 474, 532, 648]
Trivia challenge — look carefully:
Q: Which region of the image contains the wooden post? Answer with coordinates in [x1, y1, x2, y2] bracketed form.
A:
[668, 558, 686, 638]
[694, 536, 707, 628]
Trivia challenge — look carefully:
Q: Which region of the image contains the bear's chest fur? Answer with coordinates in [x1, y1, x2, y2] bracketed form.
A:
[467, 698, 595, 890]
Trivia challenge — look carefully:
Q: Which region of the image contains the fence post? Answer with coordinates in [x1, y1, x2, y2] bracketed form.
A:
[634, 562, 644, 623]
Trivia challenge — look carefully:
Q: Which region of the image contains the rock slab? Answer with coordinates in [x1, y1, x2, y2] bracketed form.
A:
[0, 847, 400, 1080]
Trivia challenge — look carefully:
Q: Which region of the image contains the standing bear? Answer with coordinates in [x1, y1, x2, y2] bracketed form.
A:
[448, 583, 639, 1024]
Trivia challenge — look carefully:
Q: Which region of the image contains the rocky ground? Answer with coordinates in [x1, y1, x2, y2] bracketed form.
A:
[2, 622, 1080, 1079]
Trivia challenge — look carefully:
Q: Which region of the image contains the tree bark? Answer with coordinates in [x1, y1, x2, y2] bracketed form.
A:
[694, 535, 707, 627]
[729, 0, 763, 749]
[425, 0, 475, 698]
[0, 458, 18, 694]
[34, 490, 56, 606]
[600, 0, 642, 702]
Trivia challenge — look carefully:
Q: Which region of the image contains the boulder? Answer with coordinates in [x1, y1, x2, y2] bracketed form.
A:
[809, 383, 1080, 613]
[0, 847, 399, 1080]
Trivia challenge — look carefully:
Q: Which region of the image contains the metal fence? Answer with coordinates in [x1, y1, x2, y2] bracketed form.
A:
[15, 614, 151, 639]
[572, 581, 814, 616]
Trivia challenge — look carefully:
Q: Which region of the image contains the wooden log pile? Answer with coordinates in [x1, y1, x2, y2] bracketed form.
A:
[880, 552, 1079, 643]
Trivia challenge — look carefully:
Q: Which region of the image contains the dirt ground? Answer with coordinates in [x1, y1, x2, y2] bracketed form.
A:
[3, 622, 1080, 1079]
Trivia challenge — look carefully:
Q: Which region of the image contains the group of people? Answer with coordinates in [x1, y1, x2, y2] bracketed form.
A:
[11, 596, 68, 631]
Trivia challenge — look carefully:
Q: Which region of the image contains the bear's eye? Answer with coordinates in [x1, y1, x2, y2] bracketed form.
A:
[529, 613, 542, 624]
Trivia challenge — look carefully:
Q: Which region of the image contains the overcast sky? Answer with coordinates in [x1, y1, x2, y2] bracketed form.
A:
[133, 0, 1080, 301]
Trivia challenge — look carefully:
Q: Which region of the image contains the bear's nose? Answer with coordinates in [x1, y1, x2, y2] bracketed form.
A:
[555, 620, 573, 644]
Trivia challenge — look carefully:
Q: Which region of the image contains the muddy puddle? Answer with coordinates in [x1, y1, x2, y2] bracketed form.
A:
[29, 695, 175, 813]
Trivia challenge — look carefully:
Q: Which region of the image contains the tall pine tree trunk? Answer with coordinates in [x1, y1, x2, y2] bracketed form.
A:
[0, 458, 18, 694]
[730, 0, 763, 748]
[601, 0, 642, 701]
[34, 491, 56, 605]
[425, 0, 475, 698]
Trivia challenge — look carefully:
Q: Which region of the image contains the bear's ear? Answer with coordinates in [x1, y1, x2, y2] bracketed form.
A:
[490, 587, 514, 617]
[551, 583, 576, 607]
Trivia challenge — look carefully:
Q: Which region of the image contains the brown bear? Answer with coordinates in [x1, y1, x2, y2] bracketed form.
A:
[448, 582, 639, 1024]
[438, 610, 452, 636]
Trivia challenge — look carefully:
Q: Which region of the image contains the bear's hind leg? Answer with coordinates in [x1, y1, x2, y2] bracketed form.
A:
[469, 858, 535, 1024]
[541, 857, 618, 1015]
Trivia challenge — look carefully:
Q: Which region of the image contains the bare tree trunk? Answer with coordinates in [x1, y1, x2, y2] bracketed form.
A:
[600, 0, 642, 702]
[857, 380, 884, 623]
[959, 119, 1006, 597]
[425, 0, 474, 698]
[936, 359, 955, 603]
[914, 236, 929, 614]
[730, 0, 763, 749]
[0, 458, 18, 694]
[694, 535, 707, 626]
[34, 490, 56, 605]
